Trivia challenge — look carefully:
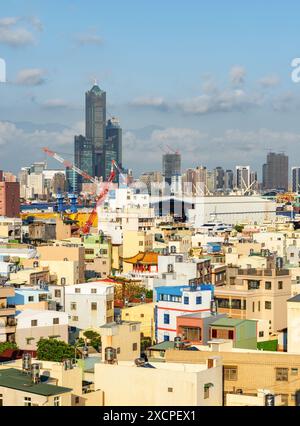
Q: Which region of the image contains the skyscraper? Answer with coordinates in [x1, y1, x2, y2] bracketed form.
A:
[85, 83, 106, 178]
[214, 167, 225, 190]
[224, 169, 234, 190]
[262, 152, 289, 191]
[104, 117, 122, 182]
[292, 167, 300, 193]
[74, 135, 93, 191]
[162, 153, 181, 185]
[235, 166, 250, 190]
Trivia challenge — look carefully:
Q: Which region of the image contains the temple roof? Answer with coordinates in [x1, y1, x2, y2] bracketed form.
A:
[122, 251, 158, 265]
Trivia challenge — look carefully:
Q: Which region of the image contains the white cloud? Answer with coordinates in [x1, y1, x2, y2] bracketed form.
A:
[0, 26, 34, 47]
[229, 65, 246, 86]
[15, 68, 46, 86]
[259, 74, 280, 88]
[130, 96, 169, 111]
[0, 17, 20, 26]
[41, 99, 69, 109]
[178, 89, 262, 115]
[75, 32, 103, 46]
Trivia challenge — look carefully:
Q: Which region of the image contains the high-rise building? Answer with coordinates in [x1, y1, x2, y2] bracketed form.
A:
[235, 166, 250, 190]
[85, 83, 106, 178]
[224, 169, 234, 190]
[292, 167, 300, 193]
[162, 153, 181, 185]
[74, 135, 93, 191]
[262, 152, 289, 191]
[104, 117, 122, 182]
[214, 167, 225, 190]
[140, 171, 163, 194]
[0, 180, 20, 217]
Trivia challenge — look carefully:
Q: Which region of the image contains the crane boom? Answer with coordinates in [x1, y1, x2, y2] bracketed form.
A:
[81, 162, 116, 234]
[42, 147, 97, 184]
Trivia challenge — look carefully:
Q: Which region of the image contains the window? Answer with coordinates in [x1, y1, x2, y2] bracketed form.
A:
[140, 314, 144, 318]
[184, 296, 189, 305]
[252, 302, 255, 312]
[168, 387, 173, 392]
[31, 320, 37, 327]
[117, 347, 121, 354]
[91, 302, 97, 310]
[53, 318, 59, 325]
[258, 301, 261, 312]
[276, 368, 288, 381]
[24, 397, 32, 406]
[26, 337, 35, 345]
[91, 288, 97, 294]
[70, 302, 77, 310]
[291, 368, 298, 375]
[61, 278, 66, 285]
[265, 301, 272, 310]
[280, 394, 289, 406]
[131, 325, 137, 332]
[204, 383, 211, 399]
[28, 296, 34, 302]
[132, 343, 138, 351]
[54, 290, 61, 298]
[259, 331, 264, 338]
[164, 334, 170, 342]
[278, 281, 283, 290]
[72, 316, 78, 321]
[54, 396, 61, 407]
[231, 299, 242, 310]
[248, 280, 260, 290]
[265, 281, 272, 290]
[212, 329, 217, 338]
[224, 366, 238, 381]
[228, 330, 234, 340]
[196, 296, 202, 305]
[139, 241, 143, 246]
[75, 288, 81, 293]
[164, 313, 170, 324]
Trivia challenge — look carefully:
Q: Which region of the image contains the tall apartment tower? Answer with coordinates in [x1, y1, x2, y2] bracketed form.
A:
[162, 153, 181, 185]
[224, 169, 234, 190]
[262, 152, 289, 191]
[235, 166, 250, 190]
[0, 171, 20, 217]
[214, 167, 225, 190]
[292, 167, 300, 193]
[104, 117, 122, 182]
[74, 135, 93, 191]
[85, 83, 106, 178]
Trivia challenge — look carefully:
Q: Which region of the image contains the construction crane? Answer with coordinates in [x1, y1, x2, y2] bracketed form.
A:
[81, 162, 116, 234]
[43, 147, 98, 184]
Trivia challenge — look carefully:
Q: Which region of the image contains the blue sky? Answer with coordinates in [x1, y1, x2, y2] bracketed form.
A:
[1, 0, 300, 175]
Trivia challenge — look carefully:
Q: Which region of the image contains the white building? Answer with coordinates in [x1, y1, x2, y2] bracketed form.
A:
[93, 358, 222, 406]
[49, 281, 114, 331]
[15, 309, 69, 350]
[155, 284, 214, 342]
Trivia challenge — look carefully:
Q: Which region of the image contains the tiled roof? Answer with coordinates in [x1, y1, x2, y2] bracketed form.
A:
[122, 252, 158, 265]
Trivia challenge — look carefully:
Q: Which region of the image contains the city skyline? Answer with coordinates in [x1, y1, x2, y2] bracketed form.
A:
[1, 1, 300, 176]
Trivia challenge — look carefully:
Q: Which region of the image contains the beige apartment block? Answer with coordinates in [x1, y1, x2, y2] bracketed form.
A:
[165, 344, 300, 406]
[0, 286, 16, 343]
[216, 266, 291, 334]
[99, 321, 141, 361]
[37, 244, 85, 283]
[287, 294, 300, 354]
[94, 357, 222, 406]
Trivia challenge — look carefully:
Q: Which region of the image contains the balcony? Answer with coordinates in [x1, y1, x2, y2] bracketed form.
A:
[0, 306, 16, 316]
[237, 268, 289, 277]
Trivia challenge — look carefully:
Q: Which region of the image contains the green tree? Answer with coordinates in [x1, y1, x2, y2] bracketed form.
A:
[36, 338, 74, 362]
[234, 224, 244, 233]
[83, 330, 101, 351]
[0, 341, 18, 354]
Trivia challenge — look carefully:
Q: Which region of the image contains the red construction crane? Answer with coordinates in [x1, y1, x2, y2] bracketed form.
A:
[42, 147, 97, 184]
[81, 163, 116, 234]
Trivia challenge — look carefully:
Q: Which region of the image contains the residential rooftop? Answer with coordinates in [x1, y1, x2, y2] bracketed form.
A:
[0, 368, 71, 396]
